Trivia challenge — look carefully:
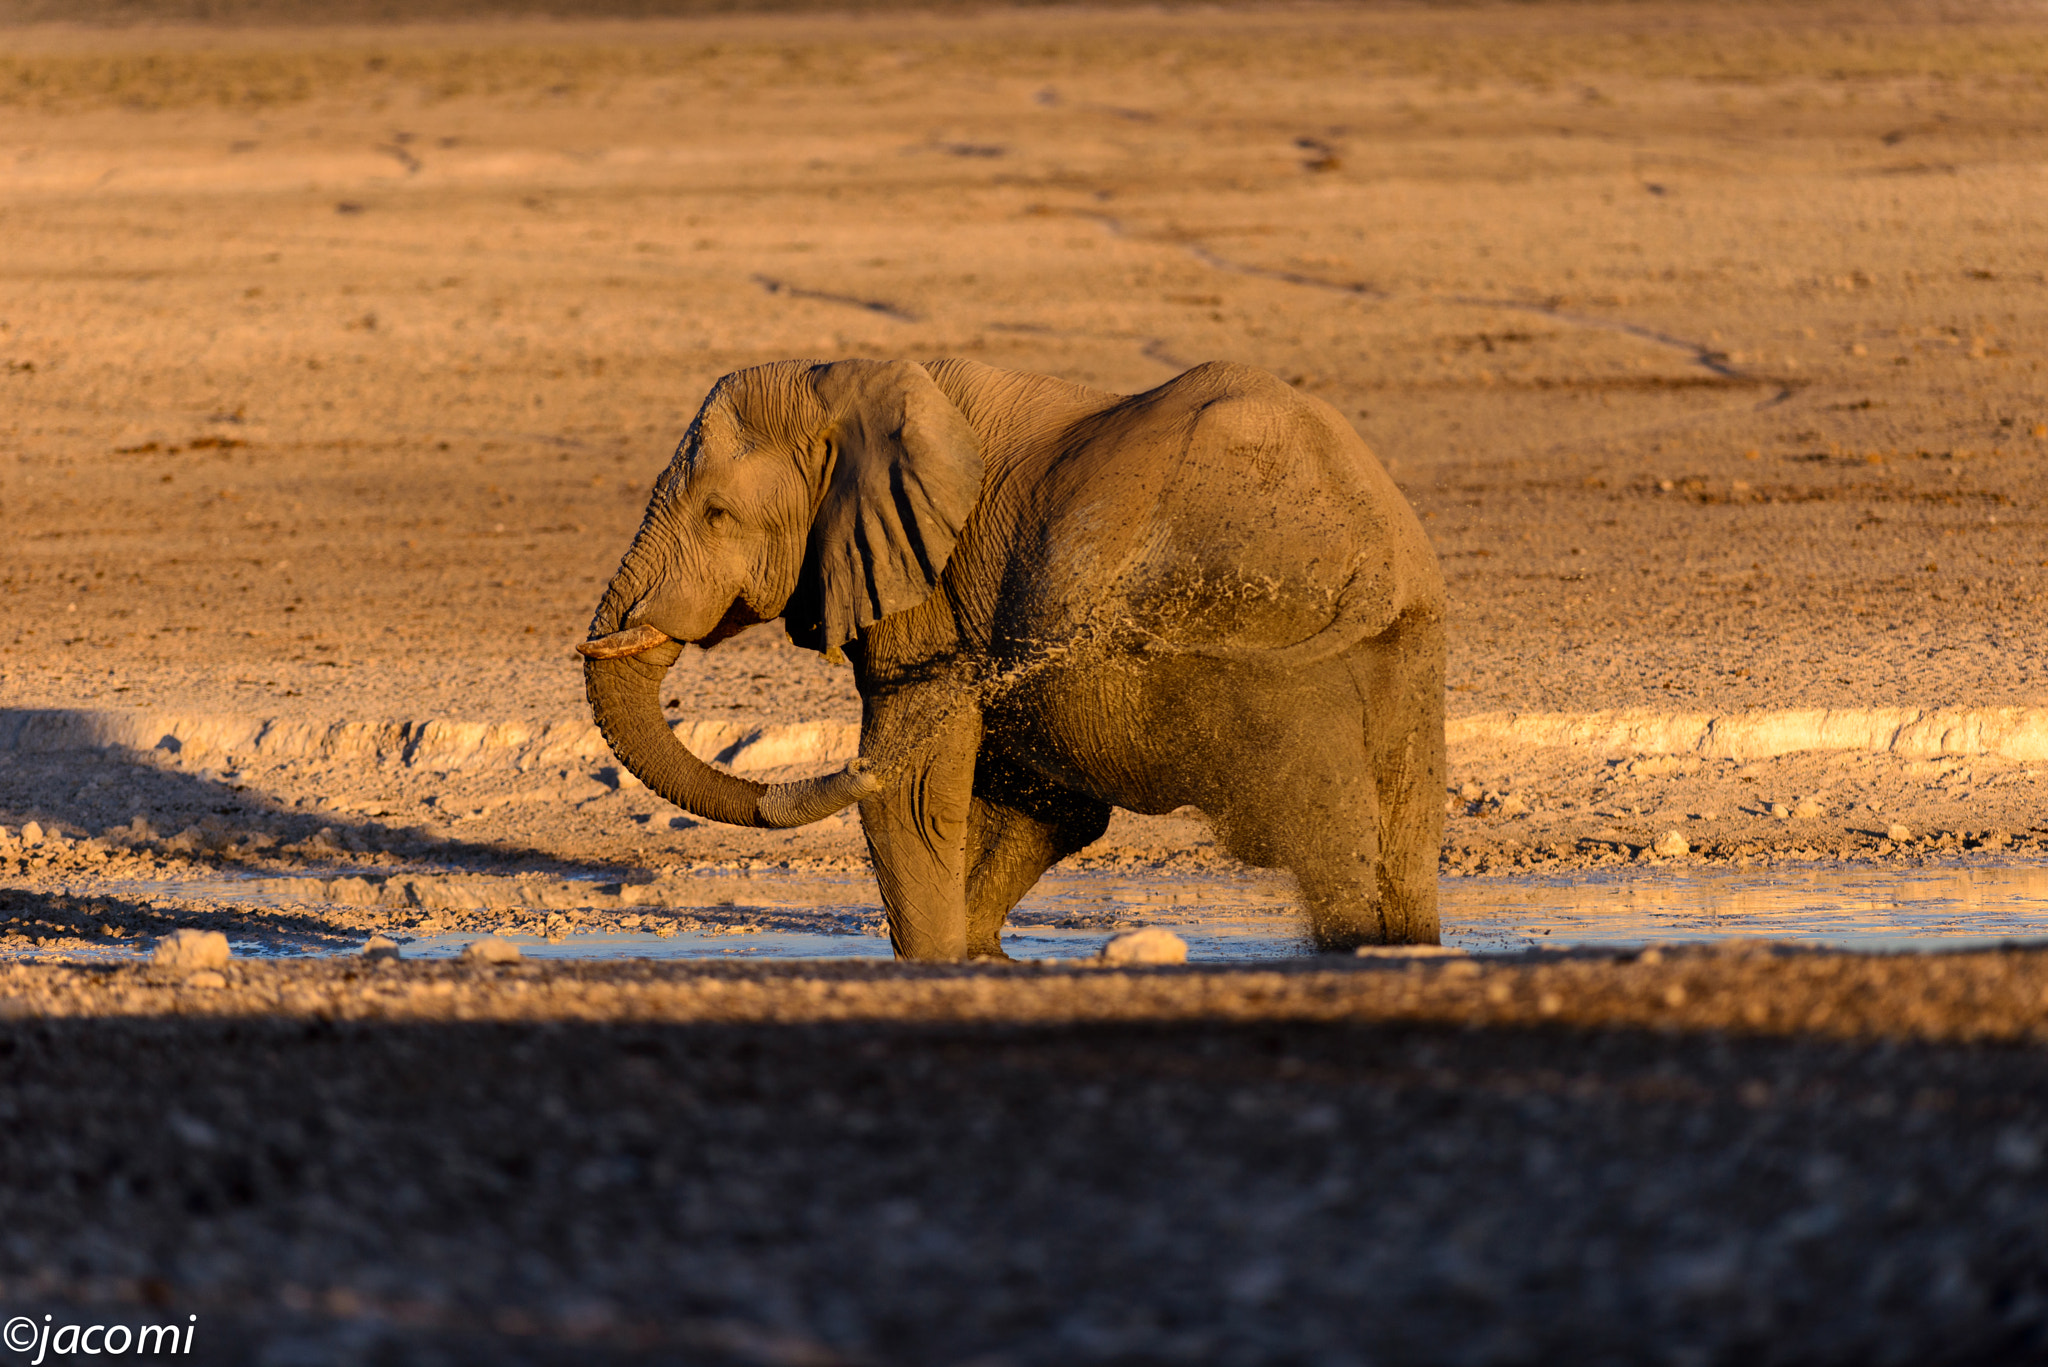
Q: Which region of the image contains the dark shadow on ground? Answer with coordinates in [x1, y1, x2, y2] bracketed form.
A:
[2, 1007, 2044, 1366]
[0, 734, 633, 880]
[0, 886, 365, 954]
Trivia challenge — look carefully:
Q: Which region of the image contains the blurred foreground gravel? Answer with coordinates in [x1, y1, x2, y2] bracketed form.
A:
[2, 948, 2046, 1365]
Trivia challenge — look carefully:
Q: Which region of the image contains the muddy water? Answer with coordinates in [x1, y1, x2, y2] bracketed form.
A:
[22, 859, 2048, 962]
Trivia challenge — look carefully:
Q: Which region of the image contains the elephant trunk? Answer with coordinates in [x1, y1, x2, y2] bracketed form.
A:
[581, 632, 880, 828]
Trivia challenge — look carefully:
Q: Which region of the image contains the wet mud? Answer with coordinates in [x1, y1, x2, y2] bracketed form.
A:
[12, 851, 2048, 963]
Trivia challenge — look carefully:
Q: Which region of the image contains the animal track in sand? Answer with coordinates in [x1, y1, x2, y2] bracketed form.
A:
[1064, 207, 1791, 399]
[740, 207, 1776, 395]
[751, 274, 922, 324]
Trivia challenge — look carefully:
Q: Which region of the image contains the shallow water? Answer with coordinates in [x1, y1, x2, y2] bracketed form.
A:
[1444, 861, 2048, 955]
[19, 858, 2048, 962]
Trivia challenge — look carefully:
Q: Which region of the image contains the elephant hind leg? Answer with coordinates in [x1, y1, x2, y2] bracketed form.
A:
[1204, 725, 1384, 950]
[1221, 769, 1390, 951]
[964, 780, 1110, 960]
[1347, 620, 1446, 945]
[1200, 669, 1412, 950]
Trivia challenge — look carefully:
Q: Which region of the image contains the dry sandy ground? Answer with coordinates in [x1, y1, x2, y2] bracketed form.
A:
[2, 0, 2047, 894]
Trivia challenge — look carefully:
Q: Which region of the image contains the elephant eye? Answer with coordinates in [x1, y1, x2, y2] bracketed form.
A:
[704, 503, 734, 528]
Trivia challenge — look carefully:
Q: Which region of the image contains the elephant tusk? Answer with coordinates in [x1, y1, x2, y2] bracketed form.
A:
[575, 624, 674, 659]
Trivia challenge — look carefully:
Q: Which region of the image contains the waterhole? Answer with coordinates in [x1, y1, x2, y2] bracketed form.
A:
[13, 859, 2048, 962]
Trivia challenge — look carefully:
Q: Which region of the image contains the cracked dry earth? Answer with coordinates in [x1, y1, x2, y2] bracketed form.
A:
[3, 1, 2048, 1361]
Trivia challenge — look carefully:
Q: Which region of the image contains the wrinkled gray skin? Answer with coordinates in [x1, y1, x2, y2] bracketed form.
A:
[583, 358, 1445, 959]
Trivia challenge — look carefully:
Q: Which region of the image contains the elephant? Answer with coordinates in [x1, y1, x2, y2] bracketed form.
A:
[578, 357, 1445, 959]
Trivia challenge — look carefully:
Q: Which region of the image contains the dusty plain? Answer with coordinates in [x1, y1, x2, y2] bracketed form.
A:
[3, 2, 2048, 1362]
[3, 0, 2048, 888]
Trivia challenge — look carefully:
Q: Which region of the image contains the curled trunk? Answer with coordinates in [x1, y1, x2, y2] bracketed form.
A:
[583, 640, 878, 828]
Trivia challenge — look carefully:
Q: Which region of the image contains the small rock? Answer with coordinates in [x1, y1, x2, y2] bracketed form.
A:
[1495, 795, 1529, 817]
[1768, 803, 1791, 819]
[362, 934, 401, 961]
[462, 936, 522, 963]
[116, 816, 159, 842]
[1887, 823, 1913, 842]
[153, 928, 231, 970]
[1653, 830, 1690, 858]
[1792, 798, 1825, 819]
[1458, 782, 1484, 801]
[1099, 928, 1188, 965]
[184, 970, 227, 990]
[1994, 1128, 2042, 1174]
[21, 820, 44, 846]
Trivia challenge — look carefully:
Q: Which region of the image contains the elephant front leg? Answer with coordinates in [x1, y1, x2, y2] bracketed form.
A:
[964, 758, 1112, 958]
[860, 707, 982, 961]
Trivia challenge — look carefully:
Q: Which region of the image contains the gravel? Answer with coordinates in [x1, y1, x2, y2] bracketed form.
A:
[1, 950, 2045, 1365]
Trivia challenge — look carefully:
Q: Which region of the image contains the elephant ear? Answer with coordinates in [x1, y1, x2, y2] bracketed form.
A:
[784, 359, 984, 655]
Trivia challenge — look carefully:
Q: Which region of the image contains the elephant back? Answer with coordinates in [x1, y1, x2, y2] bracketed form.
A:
[995, 362, 1438, 664]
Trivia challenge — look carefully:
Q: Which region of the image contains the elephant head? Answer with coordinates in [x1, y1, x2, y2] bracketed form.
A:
[578, 359, 984, 828]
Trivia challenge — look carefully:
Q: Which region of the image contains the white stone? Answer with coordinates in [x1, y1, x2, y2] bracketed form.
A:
[1099, 928, 1188, 965]
[20, 820, 43, 846]
[362, 934, 401, 961]
[462, 935, 522, 963]
[1888, 824, 1913, 842]
[1495, 795, 1529, 817]
[1653, 830, 1690, 857]
[1792, 798, 1825, 819]
[153, 928, 231, 970]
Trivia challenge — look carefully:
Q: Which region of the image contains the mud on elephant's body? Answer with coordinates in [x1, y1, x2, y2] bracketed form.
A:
[581, 358, 1445, 958]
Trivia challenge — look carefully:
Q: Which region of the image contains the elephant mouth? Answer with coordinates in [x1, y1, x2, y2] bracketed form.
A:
[575, 623, 674, 660]
[578, 600, 768, 661]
